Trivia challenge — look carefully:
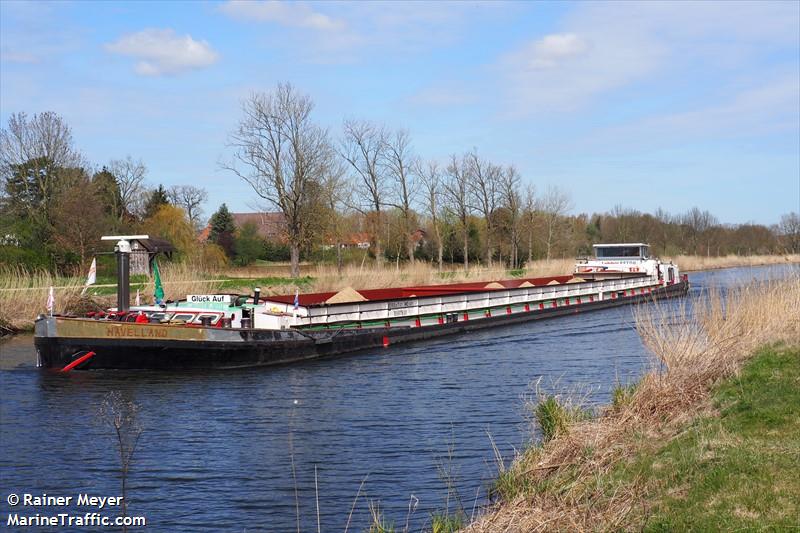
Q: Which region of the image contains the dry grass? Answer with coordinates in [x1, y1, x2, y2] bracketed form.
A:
[0, 266, 89, 332]
[301, 259, 570, 293]
[140, 261, 226, 301]
[665, 253, 800, 272]
[465, 274, 800, 532]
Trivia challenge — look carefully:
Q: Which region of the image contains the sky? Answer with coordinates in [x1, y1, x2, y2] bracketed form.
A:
[1, 0, 798, 225]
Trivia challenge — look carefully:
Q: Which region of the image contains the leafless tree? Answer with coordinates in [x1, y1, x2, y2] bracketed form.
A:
[318, 158, 349, 273]
[97, 391, 143, 532]
[224, 83, 334, 277]
[522, 184, 536, 264]
[0, 111, 85, 222]
[167, 185, 208, 228]
[340, 120, 388, 263]
[538, 185, 572, 260]
[416, 160, 444, 270]
[465, 150, 500, 266]
[443, 154, 471, 271]
[109, 156, 148, 220]
[383, 129, 419, 262]
[499, 165, 522, 268]
[682, 207, 718, 255]
[778, 212, 800, 253]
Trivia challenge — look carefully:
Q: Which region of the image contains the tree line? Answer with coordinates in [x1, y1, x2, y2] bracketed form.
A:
[2, 89, 799, 276]
[217, 83, 800, 275]
[0, 112, 212, 271]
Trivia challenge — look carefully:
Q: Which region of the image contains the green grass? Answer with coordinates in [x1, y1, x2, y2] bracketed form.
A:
[620, 345, 800, 530]
[535, 396, 591, 443]
[430, 512, 464, 533]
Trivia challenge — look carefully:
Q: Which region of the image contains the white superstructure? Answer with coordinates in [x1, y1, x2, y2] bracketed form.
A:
[575, 243, 680, 285]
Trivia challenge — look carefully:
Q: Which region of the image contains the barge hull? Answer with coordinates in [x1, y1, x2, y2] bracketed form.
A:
[35, 281, 688, 370]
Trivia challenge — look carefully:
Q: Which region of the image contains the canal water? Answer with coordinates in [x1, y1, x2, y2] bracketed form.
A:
[0, 265, 795, 532]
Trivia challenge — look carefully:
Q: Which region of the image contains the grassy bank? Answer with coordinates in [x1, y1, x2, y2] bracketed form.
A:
[628, 344, 800, 530]
[466, 274, 800, 532]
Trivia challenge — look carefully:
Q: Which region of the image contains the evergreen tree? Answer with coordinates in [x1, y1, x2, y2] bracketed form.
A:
[234, 222, 263, 266]
[208, 203, 236, 257]
[143, 185, 169, 219]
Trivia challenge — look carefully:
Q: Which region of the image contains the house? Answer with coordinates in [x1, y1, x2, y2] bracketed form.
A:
[198, 212, 287, 243]
[231, 212, 286, 241]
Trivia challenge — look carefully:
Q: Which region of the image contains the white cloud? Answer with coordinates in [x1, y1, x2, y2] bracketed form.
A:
[524, 33, 588, 69]
[496, 1, 799, 115]
[219, 0, 344, 31]
[106, 29, 219, 76]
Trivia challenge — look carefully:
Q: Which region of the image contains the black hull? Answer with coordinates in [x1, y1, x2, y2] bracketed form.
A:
[35, 281, 689, 370]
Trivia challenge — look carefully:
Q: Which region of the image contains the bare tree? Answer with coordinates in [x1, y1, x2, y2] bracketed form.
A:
[443, 154, 471, 271]
[224, 83, 333, 277]
[167, 185, 208, 228]
[682, 207, 718, 256]
[0, 111, 84, 223]
[522, 184, 536, 265]
[499, 165, 522, 268]
[383, 129, 419, 262]
[416, 160, 444, 270]
[109, 156, 147, 220]
[778, 212, 800, 253]
[465, 150, 500, 266]
[97, 391, 143, 533]
[538, 185, 571, 260]
[340, 120, 388, 263]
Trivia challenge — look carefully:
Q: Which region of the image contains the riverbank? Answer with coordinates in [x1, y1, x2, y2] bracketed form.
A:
[664, 253, 800, 272]
[464, 275, 800, 532]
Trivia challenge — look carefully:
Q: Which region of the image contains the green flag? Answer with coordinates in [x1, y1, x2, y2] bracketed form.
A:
[153, 258, 164, 304]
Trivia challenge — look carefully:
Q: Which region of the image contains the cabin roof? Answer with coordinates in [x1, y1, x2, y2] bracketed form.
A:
[267, 275, 575, 307]
[132, 237, 175, 253]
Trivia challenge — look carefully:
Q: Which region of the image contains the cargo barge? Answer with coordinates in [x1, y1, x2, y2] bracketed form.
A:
[34, 240, 688, 370]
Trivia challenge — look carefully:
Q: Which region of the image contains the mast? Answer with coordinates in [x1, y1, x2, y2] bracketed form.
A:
[101, 235, 149, 312]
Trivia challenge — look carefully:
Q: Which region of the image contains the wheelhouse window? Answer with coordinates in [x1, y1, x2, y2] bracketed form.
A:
[595, 246, 648, 258]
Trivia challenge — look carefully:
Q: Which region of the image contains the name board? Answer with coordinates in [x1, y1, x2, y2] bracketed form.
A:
[187, 294, 231, 303]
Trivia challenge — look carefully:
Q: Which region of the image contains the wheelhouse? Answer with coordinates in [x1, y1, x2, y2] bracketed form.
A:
[593, 243, 650, 259]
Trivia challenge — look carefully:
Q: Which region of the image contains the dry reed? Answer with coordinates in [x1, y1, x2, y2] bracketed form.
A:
[306, 259, 570, 293]
[465, 273, 800, 532]
[665, 253, 800, 272]
[0, 266, 89, 332]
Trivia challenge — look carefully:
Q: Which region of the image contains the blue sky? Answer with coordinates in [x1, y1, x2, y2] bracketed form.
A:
[1, 0, 798, 225]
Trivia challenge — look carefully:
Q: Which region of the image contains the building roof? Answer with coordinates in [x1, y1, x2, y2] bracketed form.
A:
[231, 212, 286, 240]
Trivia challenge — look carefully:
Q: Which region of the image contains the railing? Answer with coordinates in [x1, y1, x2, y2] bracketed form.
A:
[299, 275, 661, 327]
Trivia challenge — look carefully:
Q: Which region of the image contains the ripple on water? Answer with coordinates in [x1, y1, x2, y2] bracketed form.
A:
[1, 265, 795, 532]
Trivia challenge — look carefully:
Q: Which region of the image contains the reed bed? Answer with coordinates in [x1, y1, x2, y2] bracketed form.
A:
[304, 259, 570, 293]
[665, 253, 800, 272]
[0, 267, 89, 333]
[465, 273, 800, 532]
[138, 262, 226, 302]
